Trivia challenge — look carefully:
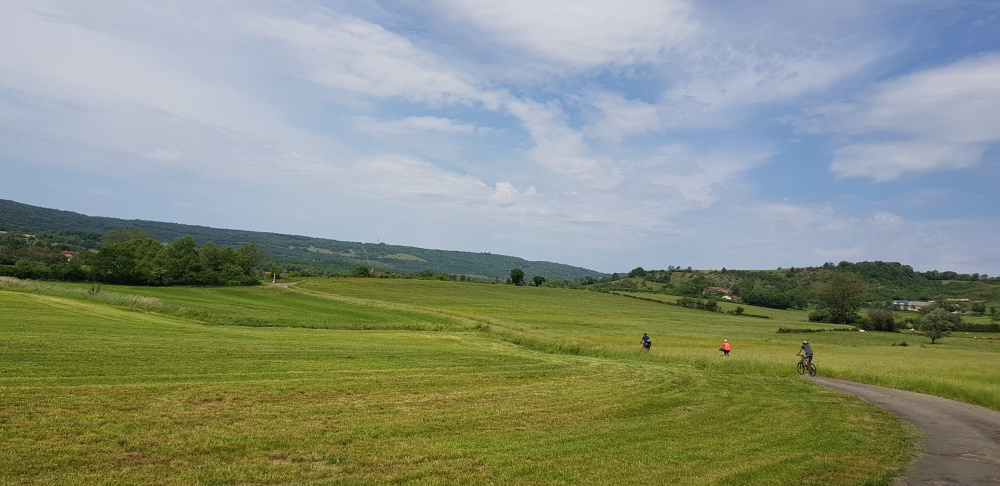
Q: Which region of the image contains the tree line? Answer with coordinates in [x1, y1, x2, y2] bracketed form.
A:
[0, 228, 264, 286]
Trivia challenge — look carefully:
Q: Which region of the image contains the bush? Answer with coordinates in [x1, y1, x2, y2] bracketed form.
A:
[953, 322, 1000, 333]
[866, 308, 896, 332]
[778, 327, 825, 334]
[777, 327, 853, 334]
[742, 290, 793, 309]
[677, 297, 719, 312]
[808, 307, 860, 324]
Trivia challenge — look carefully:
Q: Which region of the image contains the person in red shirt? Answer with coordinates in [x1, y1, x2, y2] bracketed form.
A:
[720, 339, 731, 357]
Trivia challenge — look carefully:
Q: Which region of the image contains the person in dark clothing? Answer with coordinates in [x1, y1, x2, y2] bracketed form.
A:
[799, 341, 814, 364]
[641, 333, 651, 350]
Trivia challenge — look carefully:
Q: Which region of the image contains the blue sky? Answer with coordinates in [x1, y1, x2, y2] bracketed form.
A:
[1, 0, 998, 275]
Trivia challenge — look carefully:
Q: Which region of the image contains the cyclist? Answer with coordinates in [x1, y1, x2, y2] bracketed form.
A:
[641, 333, 651, 350]
[798, 341, 814, 364]
[720, 339, 731, 357]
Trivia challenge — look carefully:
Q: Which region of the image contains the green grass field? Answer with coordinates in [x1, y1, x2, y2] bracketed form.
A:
[6, 276, 997, 484]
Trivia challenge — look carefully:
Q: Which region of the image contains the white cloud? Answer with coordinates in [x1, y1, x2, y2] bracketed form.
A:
[869, 212, 903, 228]
[859, 54, 1000, 143]
[503, 98, 622, 189]
[803, 53, 1000, 180]
[437, 0, 697, 68]
[349, 154, 489, 199]
[0, 2, 275, 134]
[750, 202, 836, 229]
[583, 91, 663, 142]
[673, 47, 880, 112]
[642, 145, 772, 206]
[145, 149, 186, 162]
[243, 11, 488, 106]
[489, 181, 528, 204]
[831, 142, 985, 181]
[357, 116, 479, 134]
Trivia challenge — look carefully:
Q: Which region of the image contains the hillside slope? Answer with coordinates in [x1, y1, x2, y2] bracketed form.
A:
[0, 199, 606, 279]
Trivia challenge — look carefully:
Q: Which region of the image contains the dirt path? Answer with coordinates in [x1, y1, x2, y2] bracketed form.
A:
[808, 376, 1000, 485]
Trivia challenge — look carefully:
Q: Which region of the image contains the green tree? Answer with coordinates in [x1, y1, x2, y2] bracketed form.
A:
[197, 242, 224, 285]
[93, 238, 162, 284]
[866, 308, 895, 332]
[808, 308, 831, 322]
[510, 268, 525, 286]
[11, 259, 52, 279]
[199, 242, 223, 272]
[628, 267, 647, 278]
[532, 275, 546, 287]
[742, 289, 792, 310]
[970, 302, 986, 315]
[235, 242, 266, 274]
[155, 236, 201, 285]
[919, 308, 961, 344]
[823, 273, 865, 324]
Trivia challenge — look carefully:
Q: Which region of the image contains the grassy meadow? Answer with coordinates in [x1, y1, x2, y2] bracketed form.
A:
[5, 276, 998, 484]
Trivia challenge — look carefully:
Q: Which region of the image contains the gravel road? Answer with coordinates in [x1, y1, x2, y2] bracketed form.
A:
[808, 376, 1000, 485]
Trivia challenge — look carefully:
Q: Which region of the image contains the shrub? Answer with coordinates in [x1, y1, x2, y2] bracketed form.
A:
[866, 308, 896, 332]
[953, 322, 1000, 333]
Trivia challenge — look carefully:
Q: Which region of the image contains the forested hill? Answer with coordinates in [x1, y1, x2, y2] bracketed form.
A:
[0, 199, 607, 280]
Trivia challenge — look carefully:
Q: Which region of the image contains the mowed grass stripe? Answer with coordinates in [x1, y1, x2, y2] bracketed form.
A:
[106, 283, 466, 330]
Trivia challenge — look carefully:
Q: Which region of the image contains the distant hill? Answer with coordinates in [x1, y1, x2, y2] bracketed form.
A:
[0, 199, 608, 280]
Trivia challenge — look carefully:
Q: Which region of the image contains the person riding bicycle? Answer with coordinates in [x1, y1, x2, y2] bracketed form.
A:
[798, 341, 814, 364]
[720, 339, 731, 357]
[641, 333, 651, 350]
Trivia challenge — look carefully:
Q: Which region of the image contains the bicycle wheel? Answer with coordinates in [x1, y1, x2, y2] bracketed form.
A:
[808, 364, 817, 377]
[797, 361, 805, 375]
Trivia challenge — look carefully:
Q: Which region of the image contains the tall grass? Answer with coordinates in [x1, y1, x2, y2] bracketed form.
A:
[0, 276, 162, 308]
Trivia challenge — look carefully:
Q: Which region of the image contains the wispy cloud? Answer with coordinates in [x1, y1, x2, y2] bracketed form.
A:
[800, 53, 1000, 180]
[356, 116, 482, 134]
[437, 0, 697, 69]
[242, 11, 488, 106]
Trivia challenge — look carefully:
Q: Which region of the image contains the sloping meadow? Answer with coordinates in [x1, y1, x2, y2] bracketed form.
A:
[0, 278, 934, 484]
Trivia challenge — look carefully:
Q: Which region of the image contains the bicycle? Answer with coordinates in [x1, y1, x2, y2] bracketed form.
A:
[796, 354, 817, 376]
